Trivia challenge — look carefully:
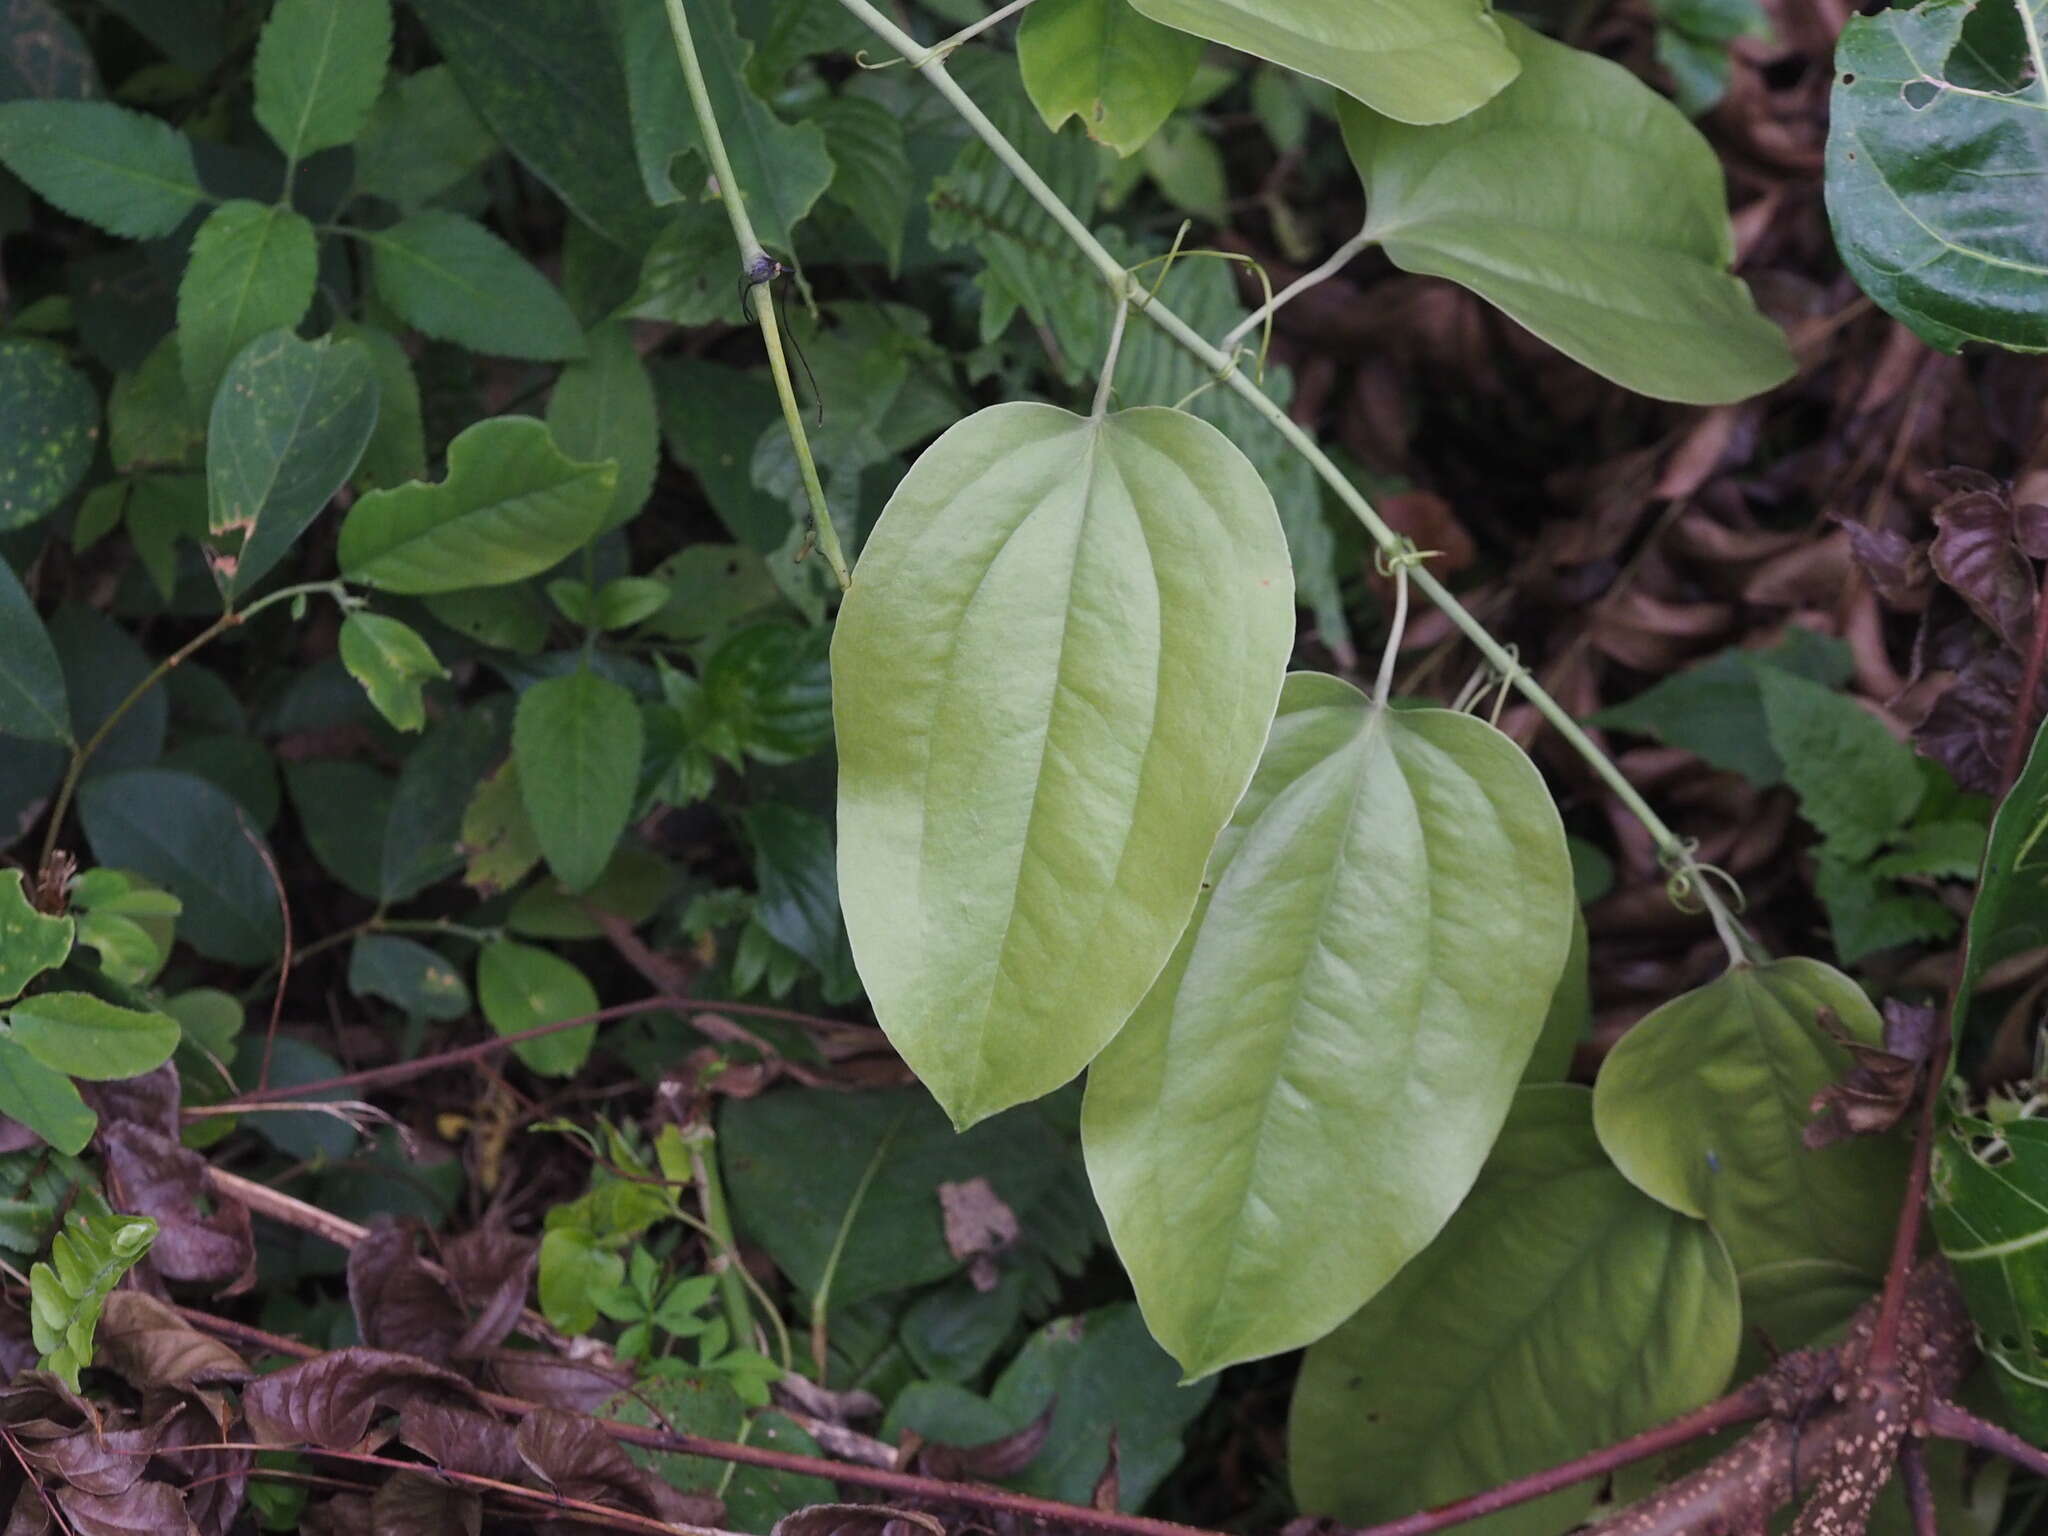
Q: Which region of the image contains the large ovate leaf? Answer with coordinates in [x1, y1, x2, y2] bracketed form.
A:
[0, 99, 201, 238]
[0, 338, 98, 530]
[1931, 1113, 2048, 1439]
[1126, 0, 1516, 125]
[1826, 0, 2048, 353]
[512, 671, 643, 894]
[6, 992, 179, 1080]
[1337, 18, 1793, 404]
[177, 201, 318, 416]
[1592, 958, 1908, 1277]
[366, 211, 584, 361]
[1082, 674, 1573, 1376]
[834, 402, 1294, 1128]
[206, 330, 380, 602]
[1289, 1085, 1740, 1535]
[253, 0, 392, 162]
[0, 554, 68, 743]
[337, 416, 614, 594]
[1018, 0, 1203, 157]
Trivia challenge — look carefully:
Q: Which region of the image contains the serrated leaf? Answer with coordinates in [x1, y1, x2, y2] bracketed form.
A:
[354, 64, 498, 214]
[834, 402, 1293, 1128]
[1337, 18, 1793, 403]
[0, 337, 98, 530]
[30, 1206, 155, 1389]
[1592, 958, 1908, 1276]
[338, 416, 614, 594]
[176, 201, 318, 415]
[0, 99, 201, 237]
[206, 329, 380, 602]
[0, 870, 71, 1004]
[77, 768, 284, 966]
[1127, 0, 1516, 125]
[0, 1035, 92, 1154]
[6, 992, 179, 1080]
[0, 554, 68, 743]
[621, 0, 832, 251]
[1826, 0, 2048, 353]
[253, 0, 392, 162]
[339, 612, 446, 733]
[476, 938, 597, 1077]
[1758, 667, 1923, 861]
[367, 211, 585, 361]
[1018, 0, 1202, 157]
[513, 671, 643, 893]
[1290, 1085, 1740, 1536]
[546, 320, 657, 531]
[1082, 675, 1573, 1375]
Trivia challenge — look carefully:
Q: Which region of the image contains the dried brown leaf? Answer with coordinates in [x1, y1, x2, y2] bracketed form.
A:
[99, 1124, 253, 1292]
[95, 1294, 249, 1388]
[51, 1481, 192, 1536]
[1805, 1001, 1940, 1148]
[512, 1407, 716, 1524]
[347, 1224, 463, 1365]
[369, 1472, 480, 1536]
[396, 1401, 523, 1484]
[912, 1405, 1051, 1483]
[1840, 520, 1931, 610]
[1930, 487, 2034, 651]
[773, 1505, 948, 1536]
[241, 1349, 479, 1449]
[438, 1227, 536, 1359]
[937, 1178, 1018, 1294]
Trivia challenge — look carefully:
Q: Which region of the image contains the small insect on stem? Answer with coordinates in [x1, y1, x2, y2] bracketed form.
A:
[738, 254, 823, 427]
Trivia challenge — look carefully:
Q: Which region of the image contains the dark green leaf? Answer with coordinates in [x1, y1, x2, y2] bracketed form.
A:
[354, 64, 498, 214]
[0, 0, 100, 103]
[367, 211, 584, 361]
[0, 100, 201, 237]
[545, 320, 657, 531]
[810, 96, 911, 271]
[253, 0, 391, 162]
[744, 804, 845, 974]
[49, 603, 163, 777]
[176, 201, 318, 415]
[1759, 667, 1924, 861]
[382, 699, 511, 902]
[347, 933, 471, 1022]
[0, 1035, 92, 1154]
[0, 338, 98, 530]
[1931, 1115, 2048, 1438]
[512, 671, 643, 893]
[286, 760, 395, 900]
[0, 552, 68, 743]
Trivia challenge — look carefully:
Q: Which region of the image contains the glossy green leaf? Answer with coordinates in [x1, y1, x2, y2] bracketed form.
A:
[1337, 18, 1793, 404]
[408, 0, 661, 251]
[834, 402, 1293, 1128]
[1127, 0, 1515, 125]
[513, 671, 643, 893]
[476, 938, 598, 1077]
[1082, 674, 1573, 1375]
[0, 555, 68, 743]
[206, 329, 379, 602]
[0, 871, 71, 1004]
[546, 320, 657, 531]
[6, 992, 178, 1080]
[252, 0, 391, 162]
[1826, 0, 2047, 353]
[0, 100, 201, 238]
[1592, 958, 1908, 1276]
[1290, 1085, 1741, 1534]
[77, 768, 284, 966]
[1018, 0, 1202, 157]
[338, 612, 446, 733]
[366, 211, 584, 361]
[338, 416, 614, 594]
[0, 338, 98, 530]
[1931, 1113, 2048, 1438]
[0, 1036, 92, 1154]
[176, 201, 318, 415]
[1525, 907, 1590, 1084]
[745, 804, 847, 976]
[621, 0, 832, 251]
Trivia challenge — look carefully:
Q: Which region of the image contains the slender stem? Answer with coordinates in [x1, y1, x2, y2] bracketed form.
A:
[1093, 298, 1130, 418]
[35, 580, 350, 874]
[1898, 1437, 1938, 1536]
[1924, 1396, 2048, 1479]
[809, 1107, 905, 1379]
[660, 0, 850, 590]
[1375, 560, 1409, 709]
[928, 0, 1041, 57]
[1220, 226, 1379, 349]
[827, 0, 1706, 896]
[687, 1133, 755, 1358]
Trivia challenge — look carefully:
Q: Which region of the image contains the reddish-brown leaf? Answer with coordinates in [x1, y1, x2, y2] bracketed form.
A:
[241, 1349, 478, 1449]
[369, 1472, 480, 1536]
[99, 1124, 253, 1292]
[347, 1224, 463, 1365]
[95, 1294, 249, 1389]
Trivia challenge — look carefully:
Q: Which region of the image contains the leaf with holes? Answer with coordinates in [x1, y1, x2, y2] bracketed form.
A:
[1931, 1113, 2048, 1439]
[834, 402, 1293, 1128]
[1083, 674, 1573, 1375]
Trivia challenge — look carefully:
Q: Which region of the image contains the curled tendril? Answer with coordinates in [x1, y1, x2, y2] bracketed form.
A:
[851, 48, 904, 71]
[1661, 843, 1748, 916]
[1372, 539, 1439, 578]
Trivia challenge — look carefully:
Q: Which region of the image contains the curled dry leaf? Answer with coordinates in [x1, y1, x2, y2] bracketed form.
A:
[94, 1292, 249, 1388]
[1930, 480, 2035, 651]
[53, 1479, 191, 1536]
[348, 1222, 465, 1364]
[908, 1404, 1053, 1484]
[773, 1504, 949, 1536]
[240, 1347, 479, 1448]
[369, 1471, 480, 1536]
[937, 1178, 1019, 1293]
[513, 1406, 722, 1526]
[99, 1123, 254, 1292]
[1805, 1000, 1941, 1149]
[438, 1226, 537, 1358]
[13, 1422, 158, 1497]
[397, 1399, 525, 1484]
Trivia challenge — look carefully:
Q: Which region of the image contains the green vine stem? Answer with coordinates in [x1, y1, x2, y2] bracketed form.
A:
[830, 0, 1745, 939]
[659, 0, 851, 591]
[36, 579, 357, 876]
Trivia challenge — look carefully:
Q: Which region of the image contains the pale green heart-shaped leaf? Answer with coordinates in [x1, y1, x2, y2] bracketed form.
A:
[0, 338, 98, 531]
[833, 402, 1293, 1128]
[0, 554, 68, 744]
[0, 871, 72, 1004]
[206, 329, 379, 602]
[1290, 1085, 1739, 1535]
[177, 201, 318, 415]
[337, 416, 614, 594]
[338, 612, 446, 733]
[0, 100, 202, 239]
[1592, 957, 1909, 1276]
[366, 211, 584, 361]
[476, 938, 598, 1077]
[512, 671, 643, 894]
[1338, 18, 1793, 403]
[1826, 0, 2048, 353]
[0, 1036, 93, 1154]
[253, 0, 391, 162]
[1019, 0, 1203, 157]
[1931, 1114, 2048, 1438]
[6, 992, 179, 1080]
[1127, 0, 1516, 125]
[1082, 675, 1573, 1376]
